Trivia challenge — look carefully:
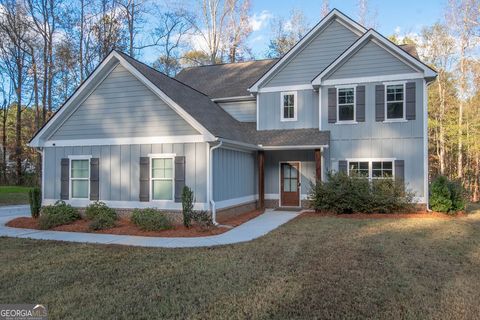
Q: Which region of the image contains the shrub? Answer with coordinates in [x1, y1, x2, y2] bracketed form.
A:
[309, 172, 415, 214]
[181, 186, 194, 227]
[38, 200, 80, 229]
[430, 176, 466, 213]
[28, 187, 41, 218]
[131, 208, 172, 231]
[191, 210, 213, 229]
[85, 201, 117, 220]
[89, 211, 116, 230]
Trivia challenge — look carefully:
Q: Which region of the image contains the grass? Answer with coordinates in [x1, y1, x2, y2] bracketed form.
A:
[1, 212, 480, 319]
[0, 186, 31, 205]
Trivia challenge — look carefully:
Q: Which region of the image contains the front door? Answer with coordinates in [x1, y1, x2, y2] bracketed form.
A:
[280, 162, 300, 207]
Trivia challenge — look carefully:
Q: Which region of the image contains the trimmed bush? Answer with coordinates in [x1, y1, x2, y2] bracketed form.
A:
[84, 201, 117, 230]
[28, 187, 41, 218]
[131, 208, 172, 231]
[191, 210, 213, 229]
[430, 176, 466, 213]
[309, 172, 415, 214]
[38, 200, 80, 229]
[181, 186, 194, 227]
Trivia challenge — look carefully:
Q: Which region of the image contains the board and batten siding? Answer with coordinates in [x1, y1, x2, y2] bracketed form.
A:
[50, 64, 199, 140]
[212, 148, 257, 202]
[43, 143, 208, 203]
[326, 40, 418, 80]
[321, 79, 425, 197]
[258, 89, 318, 130]
[263, 20, 359, 87]
[218, 101, 256, 122]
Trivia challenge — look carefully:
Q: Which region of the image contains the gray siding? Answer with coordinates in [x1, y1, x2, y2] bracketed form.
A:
[258, 89, 318, 130]
[218, 101, 256, 122]
[264, 150, 316, 197]
[213, 148, 257, 202]
[327, 40, 417, 80]
[43, 143, 208, 202]
[264, 20, 359, 87]
[321, 79, 425, 197]
[51, 64, 199, 140]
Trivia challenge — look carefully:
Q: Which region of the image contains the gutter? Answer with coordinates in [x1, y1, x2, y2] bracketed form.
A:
[208, 140, 223, 225]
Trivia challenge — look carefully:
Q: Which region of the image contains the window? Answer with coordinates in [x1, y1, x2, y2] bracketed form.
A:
[386, 84, 405, 120]
[70, 159, 90, 199]
[348, 160, 394, 180]
[281, 92, 297, 121]
[338, 87, 355, 122]
[151, 157, 174, 200]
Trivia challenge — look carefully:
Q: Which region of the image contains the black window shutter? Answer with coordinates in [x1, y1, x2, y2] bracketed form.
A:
[60, 158, 69, 200]
[338, 160, 348, 174]
[174, 156, 185, 203]
[90, 158, 99, 200]
[375, 85, 385, 122]
[356, 85, 366, 122]
[328, 88, 337, 123]
[395, 160, 405, 189]
[139, 157, 150, 202]
[406, 82, 416, 120]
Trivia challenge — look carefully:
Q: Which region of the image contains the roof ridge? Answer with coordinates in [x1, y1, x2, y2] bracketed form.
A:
[180, 58, 279, 70]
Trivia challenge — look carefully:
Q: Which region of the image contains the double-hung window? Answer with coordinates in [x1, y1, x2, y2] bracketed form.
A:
[151, 157, 174, 201]
[70, 158, 90, 199]
[281, 91, 297, 121]
[385, 83, 405, 120]
[337, 87, 355, 122]
[348, 160, 394, 180]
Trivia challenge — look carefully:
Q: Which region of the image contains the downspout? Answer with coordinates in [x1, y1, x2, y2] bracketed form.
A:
[208, 140, 223, 225]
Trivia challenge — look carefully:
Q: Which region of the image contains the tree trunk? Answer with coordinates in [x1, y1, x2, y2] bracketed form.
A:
[15, 53, 23, 186]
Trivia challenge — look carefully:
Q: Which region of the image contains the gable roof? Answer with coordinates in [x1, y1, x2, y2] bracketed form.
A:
[248, 9, 367, 92]
[175, 59, 278, 100]
[312, 29, 437, 85]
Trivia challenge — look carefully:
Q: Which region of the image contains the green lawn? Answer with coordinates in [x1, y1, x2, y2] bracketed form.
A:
[1, 211, 480, 319]
[0, 186, 31, 205]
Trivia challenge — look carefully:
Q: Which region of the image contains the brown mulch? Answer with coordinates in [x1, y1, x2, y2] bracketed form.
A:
[6, 209, 266, 238]
[299, 210, 469, 219]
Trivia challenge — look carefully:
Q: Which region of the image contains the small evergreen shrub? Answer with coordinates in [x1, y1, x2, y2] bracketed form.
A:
[85, 201, 117, 220]
[181, 186, 194, 227]
[89, 211, 116, 230]
[38, 200, 80, 229]
[191, 210, 213, 229]
[28, 187, 41, 218]
[430, 176, 466, 213]
[309, 172, 415, 214]
[131, 208, 172, 231]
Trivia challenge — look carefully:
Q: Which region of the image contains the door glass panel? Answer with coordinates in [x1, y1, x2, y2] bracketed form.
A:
[283, 178, 291, 192]
[283, 165, 290, 178]
[290, 166, 297, 178]
[290, 179, 297, 191]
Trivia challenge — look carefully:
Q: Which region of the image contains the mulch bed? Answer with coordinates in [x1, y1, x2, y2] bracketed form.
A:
[6, 209, 265, 238]
[300, 210, 468, 219]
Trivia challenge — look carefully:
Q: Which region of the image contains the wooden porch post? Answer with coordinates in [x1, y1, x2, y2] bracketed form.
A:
[258, 151, 265, 209]
[314, 149, 322, 182]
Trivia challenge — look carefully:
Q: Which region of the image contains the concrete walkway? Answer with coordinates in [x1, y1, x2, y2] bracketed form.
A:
[0, 205, 299, 248]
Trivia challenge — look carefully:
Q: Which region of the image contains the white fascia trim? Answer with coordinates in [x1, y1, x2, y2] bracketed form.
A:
[249, 9, 367, 92]
[212, 95, 255, 102]
[265, 194, 310, 200]
[29, 56, 119, 147]
[322, 73, 423, 86]
[218, 138, 261, 151]
[43, 199, 209, 211]
[215, 195, 258, 210]
[43, 135, 208, 147]
[260, 145, 329, 151]
[312, 29, 436, 85]
[114, 52, 215, 141]
[258, 84, 312, 93]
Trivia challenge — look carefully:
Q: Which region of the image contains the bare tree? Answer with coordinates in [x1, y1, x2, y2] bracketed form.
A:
[267, 9, 309, 58]
[320, 0, 330, 18]
[357, 0, 378, 29]
[116, 0, 147, 57]
[225, 0, 252, 62]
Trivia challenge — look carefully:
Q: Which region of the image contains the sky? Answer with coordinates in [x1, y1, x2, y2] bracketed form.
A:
[245, 0, 446, 58]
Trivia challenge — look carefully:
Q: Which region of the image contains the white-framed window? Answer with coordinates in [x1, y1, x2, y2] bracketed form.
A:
[347, 159, 395, 180]
[280, 91, 297, 121]
[69, 155, 91, 199]
[337, 86, 356, 122]
[385, 82, 405, 120]
[150, 154, 175, 201]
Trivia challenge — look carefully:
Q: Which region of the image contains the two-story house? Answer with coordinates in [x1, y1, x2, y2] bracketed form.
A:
[29, 9, 436, 223]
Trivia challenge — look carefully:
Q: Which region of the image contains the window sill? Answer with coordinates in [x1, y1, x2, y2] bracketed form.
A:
[335, 121, 358, 125]
[383, 119, 408, 123]
[280, 118, 298, 122]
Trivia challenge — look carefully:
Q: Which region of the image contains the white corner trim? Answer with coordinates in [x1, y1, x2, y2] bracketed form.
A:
[256, 94, 260, 131]
[280, 91, 298, 122]
[312, 29, 436, 85]
[318, 88, 322, 131]
[43, 135, 208, 147]
[423, 79, 429, 205]
[258, 84, 312, 93]
[249, 9, 367, 93]
[321, 73, 424, 86]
